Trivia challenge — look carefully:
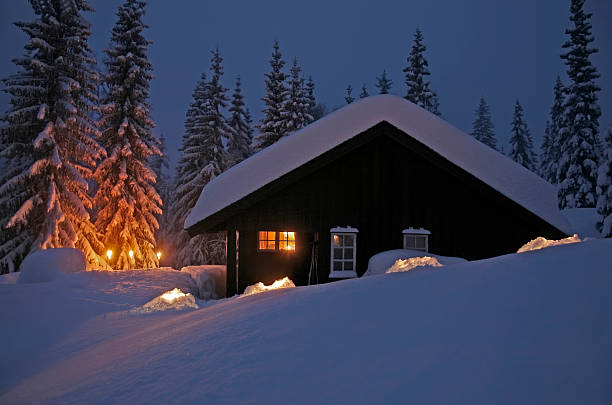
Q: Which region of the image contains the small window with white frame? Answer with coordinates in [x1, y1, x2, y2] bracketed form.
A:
[330, 226, 358, 278]
[402, 228, 430, 252]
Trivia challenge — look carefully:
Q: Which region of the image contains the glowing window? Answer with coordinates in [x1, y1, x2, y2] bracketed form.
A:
[279, 232, 296, 251]
[258, 231, 276, 251]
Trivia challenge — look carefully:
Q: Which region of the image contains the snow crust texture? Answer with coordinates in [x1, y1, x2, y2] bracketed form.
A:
[386, 256, 442, 273]
[132, 288, 198, 314]
[517, 234, 581, 253]
[364, 248, 466, 277]
[18, 248, 86, 284]
[180, 265, 226, 300]
[242, 276, 295, 296]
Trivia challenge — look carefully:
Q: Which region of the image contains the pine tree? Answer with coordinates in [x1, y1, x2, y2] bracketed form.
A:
[540, 77, 565, 183]
[1, 0, 105, 271]
[403, 28, 440, 115]
[360, 84, 369, 99]
[375, 70, 392, 94]
[470, 97, 497, 150]
[281, 58, 313, 135]
[509, 100, 537, 172]
[255, 41, 288, 150]
[227, 76, 252, 166]
[150, 133, 172, 265]
[557, 0, 601, 209]
[94, 0, 161, 270]
[304, 76, 316, 123]
[172, 50, 230, 268]
[596, 128, 612, 237]
[345, 84, 355, 104]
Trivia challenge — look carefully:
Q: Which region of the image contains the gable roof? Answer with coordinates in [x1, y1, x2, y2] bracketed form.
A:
[185, 95, 571, 234]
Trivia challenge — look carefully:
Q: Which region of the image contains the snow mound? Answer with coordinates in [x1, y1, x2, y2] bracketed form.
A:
[132, 288, 198, 313]
[0, 273, 19, 284]
[364, 249, 466, 276]
[18, 248, 86, 284]
[242, 277, 295, 296]
[181, 265, 226, 300]
[386, 256, 443, 273]
[517, 234, 582, 253]
[562, 208, 601, 238]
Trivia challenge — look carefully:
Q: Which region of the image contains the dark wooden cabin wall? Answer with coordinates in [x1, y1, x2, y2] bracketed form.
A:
[226, 124, 565, 293]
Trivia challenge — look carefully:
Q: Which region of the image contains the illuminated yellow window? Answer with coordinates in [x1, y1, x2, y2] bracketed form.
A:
[258, 231, 276, 250]
[279, 232, 296, 251]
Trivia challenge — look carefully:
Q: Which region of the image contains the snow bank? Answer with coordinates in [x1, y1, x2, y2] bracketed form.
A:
[562, 208, 601, 238]
[517, 234, 582, 253]
[364, 249, 466, 276]
[181, 265, 226, 300]
[131, 288, 198, 314]
[386, 256, 443, 273]
[0, 272, 19, 284]
[242, 276, 295, 296]
[18, 248, 86, 284]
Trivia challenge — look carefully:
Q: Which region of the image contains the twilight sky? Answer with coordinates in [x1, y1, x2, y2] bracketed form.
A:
[1, 0, 611, 168]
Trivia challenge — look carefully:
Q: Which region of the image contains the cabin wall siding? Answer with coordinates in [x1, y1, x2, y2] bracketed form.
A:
[220, 123, 565, 294]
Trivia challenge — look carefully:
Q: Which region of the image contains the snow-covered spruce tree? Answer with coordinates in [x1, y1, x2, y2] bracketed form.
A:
[227, 76, 252, 166]
[254, 41, 288, 150]
[596, 129, 612, 237]
[360, 84, 369, 99]
[376, 70, 392, 94]
[150, 133, 172, 265]
[281, 58, 313, 135]
[540, 77, 565, 183]
[403, 28, 440, 115]
[345, 84, 355, 104]
[94, 0, 161, 270]
[509, 100, 538, 172]
[1, 0, 106, 271]
[172, 50, 230, 268]
[557, 0, 601, 209]
[470, 97, 497, 150]
[304, 76, 316, 124]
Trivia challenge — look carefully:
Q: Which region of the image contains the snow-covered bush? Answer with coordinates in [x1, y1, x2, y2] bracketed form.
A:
[364, 249, 466, 277]
[132, 288, 198, 313]
[243, 277, 295, 296]
[517, 234, 581, 253]
[386, 256, 443, 273]
[18, 248, 86, 284]
[181, 265, 226, 300]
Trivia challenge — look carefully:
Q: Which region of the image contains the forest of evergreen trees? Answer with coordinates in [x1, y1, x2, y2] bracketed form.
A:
[0, 0, 610, 274]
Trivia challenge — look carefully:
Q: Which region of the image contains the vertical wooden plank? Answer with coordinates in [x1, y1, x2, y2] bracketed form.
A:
[226, 224, 237, 297]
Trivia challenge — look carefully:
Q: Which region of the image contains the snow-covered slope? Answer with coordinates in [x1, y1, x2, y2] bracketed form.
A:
[1, 239, 610, 404]
[186, 95, 571, 234]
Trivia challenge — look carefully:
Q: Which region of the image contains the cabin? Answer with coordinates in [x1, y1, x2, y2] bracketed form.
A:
[185, 95, 571, 297]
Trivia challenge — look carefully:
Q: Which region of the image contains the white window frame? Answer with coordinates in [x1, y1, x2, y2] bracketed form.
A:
[402, 228, 430, 252]
[329, 227, 358, 278]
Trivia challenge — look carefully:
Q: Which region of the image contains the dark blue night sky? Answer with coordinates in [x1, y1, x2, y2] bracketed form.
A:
[1, 0, 610, 166]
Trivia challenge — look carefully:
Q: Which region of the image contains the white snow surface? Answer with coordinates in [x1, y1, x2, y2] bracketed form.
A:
[402, 227, 431, 235]
[517, 234, 582, 253]
[186, 95, 571, 234]
[562, 208, 601, 238]
[364, 248, 467, 277]
[180, 265, 226, 300]
[329, 226, 359, 233]
[386, 256, 443, 273]
[2, 240, 612, 404]
[132, 288, 199, 314]
[18, 248, 86, 284]
[242, 276, 296, 296]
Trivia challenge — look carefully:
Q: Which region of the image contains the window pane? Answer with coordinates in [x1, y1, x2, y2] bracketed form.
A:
[344, 248, 353, 260]
[333, 248, 343, 260]
[287, 232, 295, 241]
[259, 231, 267, 241]
[267, 240, 276, 250]
[404, 235, 416, 249]
[259, 240, 267, 250]
[279, 240, 287, 250]
[267, 231, 276, 241]
[344, 261, 354, 271]
[333, 261, 343, 271]
[344, 234, 354, 247]
[415, 236, 426, 249]
[333, 234, 342, 247]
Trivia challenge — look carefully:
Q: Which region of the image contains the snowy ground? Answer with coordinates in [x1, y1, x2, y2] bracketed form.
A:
[1, 239, 611, 404]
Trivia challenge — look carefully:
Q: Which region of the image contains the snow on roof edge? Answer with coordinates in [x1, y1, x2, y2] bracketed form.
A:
[185, 95, 571, 235]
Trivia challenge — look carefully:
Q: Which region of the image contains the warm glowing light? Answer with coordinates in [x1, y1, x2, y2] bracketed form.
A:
[160, 288, 186, 303]
[106, 250, 113, 260]
[242, 276, 296, 296]
[128, 250, 134, 260]
[156, 251, 162, 260]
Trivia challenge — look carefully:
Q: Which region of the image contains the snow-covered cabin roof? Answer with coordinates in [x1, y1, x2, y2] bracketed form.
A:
[402, 228, 432, 235]
[185, 95, 571, 234]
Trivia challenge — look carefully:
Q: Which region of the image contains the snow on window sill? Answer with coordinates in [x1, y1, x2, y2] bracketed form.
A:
[329, 271, 358, 279]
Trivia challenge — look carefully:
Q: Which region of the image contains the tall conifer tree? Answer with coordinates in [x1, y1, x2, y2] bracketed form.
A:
[360, 84, 369, 99]
[557, 0, 601, 208]
[509, 100, 537, 172]
[1, 0, 105, 271]
[304, 76, 316, 122]
[282, 58, 312, 135]
[94, 0, 161, 270]
[596, 128, 612, 237]
[227, 76, 252, 166]
[470, 97, 497, 150]
[255, 41, 288, 150]
[540, 77, 565, 183]
[345, 85, 355, 104]
[403, 28, 440, 115]
[376, 70, 392, 94]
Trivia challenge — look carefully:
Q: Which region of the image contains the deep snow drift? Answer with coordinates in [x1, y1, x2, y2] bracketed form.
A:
[1, 239, 611, 404]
